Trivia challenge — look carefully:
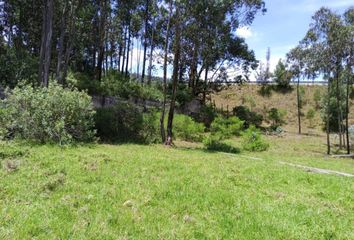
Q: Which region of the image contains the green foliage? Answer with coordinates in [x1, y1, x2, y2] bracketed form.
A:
[320, 85, 347, 133]
[0, 46, 38, 88]
[194, 104, 217, 128]
[173, 114, 205, 142]
[66, 71, 101, 95]
[0, 83, 96, 144]
[233, 106, 263, 128]
[268, 108, 287, 128]
[101, 71, 162, 101]
[95, 103, 159, 144]
[203, 135, 240, 153]
[242, 125, 269, 152]
[174, 84, 193, 107]
[210, 116, 244, 139]
[68, 71, 162, 101]
[274, 59, 292, 89]
[306, 108, 316, 128]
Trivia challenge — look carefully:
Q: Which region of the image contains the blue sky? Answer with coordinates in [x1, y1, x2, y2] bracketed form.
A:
[237, 0, 353, 73]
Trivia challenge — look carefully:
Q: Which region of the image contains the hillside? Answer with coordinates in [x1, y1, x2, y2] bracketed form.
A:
[212, 84, 354, 134]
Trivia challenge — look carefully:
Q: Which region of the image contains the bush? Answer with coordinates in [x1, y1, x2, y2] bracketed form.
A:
[95, 103, 159, 144]
[242, 126, 269, 152]
[194, 104, 217, 128]
[210, 116, 244, 139]
[268, 108, 287, 129]
[67, 70, 162, 101]
[233, 106, 263, 128]
[1, 83, 96, 144]
[274, 60, 292, 89]
[173, 114, 205, 142]
[203, 135, 240, 154]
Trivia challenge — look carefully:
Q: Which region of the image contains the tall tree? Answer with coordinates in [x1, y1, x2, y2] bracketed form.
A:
[95, 0, 108, 82]
[38, 0, 54, 87]
[166, 1, 181, 145]
[160, 0, 172, 143]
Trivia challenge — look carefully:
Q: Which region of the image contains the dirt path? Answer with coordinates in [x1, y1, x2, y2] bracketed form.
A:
[222, 152, 354, 178]
[279, 161, 354, 178]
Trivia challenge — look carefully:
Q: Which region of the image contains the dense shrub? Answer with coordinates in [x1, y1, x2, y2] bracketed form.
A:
[95, 103, 159, 143]
[203, 135, 240, 154]
[242, 126, 269, 152]
[173, 114, 205, 142]
[0, 46, 38, 88]
[0, 83, 96, 144]
[233, 106, 263, 128]
[210, 116, 244, 139]
[174, 84, 194, 107]
[101, 71, 162, 101]
[268, 107, 287, 129]
[67, 71, 101, 95]
[194, 104, 217, 128]
[67, 70, 162, 101]
[273, 60, 292, 90]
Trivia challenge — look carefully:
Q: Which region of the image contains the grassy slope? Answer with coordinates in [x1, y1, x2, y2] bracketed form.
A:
[1, 140, 353, 239]
[212, 85, 354, 133]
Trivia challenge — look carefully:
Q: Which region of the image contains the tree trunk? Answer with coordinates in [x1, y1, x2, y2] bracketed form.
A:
[56, 1, 68, 83]
[147, 16, 155, 85]
[95, 0, 107, 82]
[160, 0, 172, 143]
[166, 4, 181, 145]
[141, 0, 149, 84]
[297, 76, 302, 134]
[121, 26, 127, 73]
[326, 78, 331, 155]
[136, 38, 141, 77]
[203, 66, 209, 104]
[39, 0, 54, 87]
[346, 64, 351, 154]
[125, 22, 131, 77]
[335, 66, 343, 149]
[62, 2, 76, 84]
[189, 41, 199, 94]
[117, 44, 122, 72]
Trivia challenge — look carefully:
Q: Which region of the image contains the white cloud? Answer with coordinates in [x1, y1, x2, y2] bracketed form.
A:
[236, 27, 254, 39]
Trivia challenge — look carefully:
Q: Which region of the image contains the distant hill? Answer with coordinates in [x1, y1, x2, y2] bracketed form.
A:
[211, 84, 354, 134]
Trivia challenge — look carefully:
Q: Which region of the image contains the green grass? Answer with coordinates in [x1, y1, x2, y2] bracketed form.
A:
[0, 140, 353, 239]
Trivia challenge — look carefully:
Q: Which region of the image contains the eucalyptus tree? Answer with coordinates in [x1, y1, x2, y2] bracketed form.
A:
[343, 7, 354, 154]
[287, 47, 311, 135]
[159, 0, 173, 143]
[292, 7, 353, 154]
[163, 0, 265, 145]
[38, 0, 54, 87]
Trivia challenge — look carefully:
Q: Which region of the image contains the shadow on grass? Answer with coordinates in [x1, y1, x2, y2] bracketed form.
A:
[204, 143, 241, 154]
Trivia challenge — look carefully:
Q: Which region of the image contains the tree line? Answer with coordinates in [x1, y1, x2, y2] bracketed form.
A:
[0, 0, 266, 144]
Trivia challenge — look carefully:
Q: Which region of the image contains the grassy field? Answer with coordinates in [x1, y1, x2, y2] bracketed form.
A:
[1, 136, 353, 239]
